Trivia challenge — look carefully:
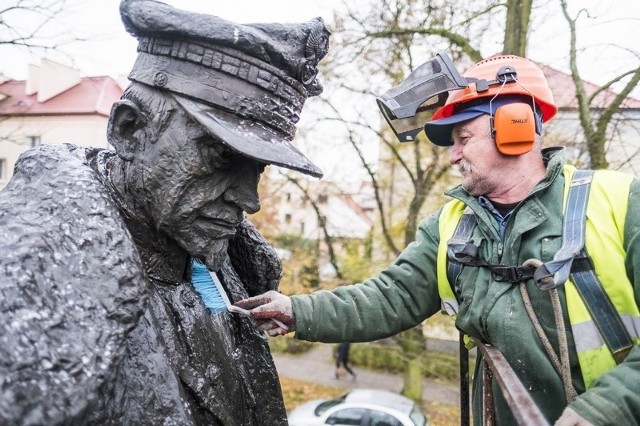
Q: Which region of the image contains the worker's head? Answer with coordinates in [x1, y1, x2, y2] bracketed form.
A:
[107, 0, 330, 269]
[424, 55, 557, 196]
[424, 55, 556, 155]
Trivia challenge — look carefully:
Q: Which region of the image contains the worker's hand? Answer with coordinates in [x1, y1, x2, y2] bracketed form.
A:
[555, 407, 593, 426]
[234, 291, 294, 336]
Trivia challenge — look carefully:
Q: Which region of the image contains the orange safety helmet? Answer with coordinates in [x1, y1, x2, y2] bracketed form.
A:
[432, 55, 557, 122]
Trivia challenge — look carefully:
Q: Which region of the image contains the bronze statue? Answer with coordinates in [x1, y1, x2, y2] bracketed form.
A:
[0, 0, 329, 424]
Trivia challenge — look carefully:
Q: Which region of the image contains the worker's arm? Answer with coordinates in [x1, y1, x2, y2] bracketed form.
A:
[289, 212, 444, 343]
[237, 210, 445, 342]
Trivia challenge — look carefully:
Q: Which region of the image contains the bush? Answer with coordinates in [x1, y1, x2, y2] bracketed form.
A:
[268, 335, 316, 354]
[348, 342, 471, 383]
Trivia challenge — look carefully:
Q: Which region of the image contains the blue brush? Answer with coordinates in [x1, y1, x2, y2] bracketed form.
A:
[191, 259, 288, 331]
[191, 259, 228, 314]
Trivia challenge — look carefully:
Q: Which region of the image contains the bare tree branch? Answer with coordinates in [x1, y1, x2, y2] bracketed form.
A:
[283, 173, 343, 279]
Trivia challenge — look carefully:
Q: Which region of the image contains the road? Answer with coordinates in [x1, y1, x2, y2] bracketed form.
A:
[272, 342, 461, 406]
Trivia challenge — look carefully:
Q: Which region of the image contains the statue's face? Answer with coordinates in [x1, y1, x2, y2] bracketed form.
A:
[137, 106, 264, 270]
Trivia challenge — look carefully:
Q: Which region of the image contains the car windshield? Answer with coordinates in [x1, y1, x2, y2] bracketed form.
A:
[409, 405, 428, 426]
[314, 393, 348, 416]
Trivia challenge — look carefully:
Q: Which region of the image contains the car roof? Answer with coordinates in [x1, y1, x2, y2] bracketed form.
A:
[343, 389, 415, 415]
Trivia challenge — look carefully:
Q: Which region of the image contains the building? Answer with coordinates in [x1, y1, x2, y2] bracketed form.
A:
[0, 59, 124, 189]
[252, 175, 376, 280]
[272, 178, 375, 241]
[540, 62, 640, 174]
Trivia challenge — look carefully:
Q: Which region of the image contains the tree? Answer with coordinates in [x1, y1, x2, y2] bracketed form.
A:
[0, 1, 79, 59]
[559, 0, 640, 169]
[284, 173, 344, 280]
[316, 0, 501, 400]
[503, 0, 532, 56]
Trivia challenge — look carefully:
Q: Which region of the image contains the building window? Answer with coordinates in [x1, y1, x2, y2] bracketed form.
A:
[317, 194, 328, 204]
[300, 222, 305, 235]
[0, 158, 5, 180]
[26, 135, 41, 148]
[284, 213, 292, 224]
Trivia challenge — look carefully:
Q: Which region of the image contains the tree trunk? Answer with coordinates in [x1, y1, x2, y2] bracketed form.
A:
[503, 0, 532, 56]
[399, 326, 424, 401]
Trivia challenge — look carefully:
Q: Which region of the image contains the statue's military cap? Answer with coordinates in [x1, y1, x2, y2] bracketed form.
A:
[120, 0, 329, 177]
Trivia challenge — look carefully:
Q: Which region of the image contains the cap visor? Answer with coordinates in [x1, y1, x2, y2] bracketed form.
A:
[424, 109, 486, 146]
[173, 94, 323, 178]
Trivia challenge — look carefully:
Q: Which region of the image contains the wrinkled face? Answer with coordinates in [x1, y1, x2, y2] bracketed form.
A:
[137, 106, 265, 270]
[449, 114, 504, 197]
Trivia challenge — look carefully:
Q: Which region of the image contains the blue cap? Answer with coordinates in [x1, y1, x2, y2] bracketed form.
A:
[424, 95, 542, 146]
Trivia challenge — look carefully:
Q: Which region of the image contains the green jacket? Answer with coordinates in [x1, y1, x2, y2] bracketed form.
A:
[292, 148, 640, 425]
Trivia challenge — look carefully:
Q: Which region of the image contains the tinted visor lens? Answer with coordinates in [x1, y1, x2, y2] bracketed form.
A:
[376, 53, 468, 142]
[377, 93, 447, 142]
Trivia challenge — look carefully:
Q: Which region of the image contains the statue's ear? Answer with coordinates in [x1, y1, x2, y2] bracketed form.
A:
[107, 99, 144, 161]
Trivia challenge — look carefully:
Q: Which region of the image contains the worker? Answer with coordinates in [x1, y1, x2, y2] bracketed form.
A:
[236, 54, 640, 425]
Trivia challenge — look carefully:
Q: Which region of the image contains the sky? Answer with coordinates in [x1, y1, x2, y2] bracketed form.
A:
[526, 1, 640, 97]
[2, 0, 638, 87]
[1, 0, 639, 180]
[0, 0, 344, 80]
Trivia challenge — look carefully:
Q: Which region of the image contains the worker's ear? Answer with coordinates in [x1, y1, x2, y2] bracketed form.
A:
[107, 99, 145, 161]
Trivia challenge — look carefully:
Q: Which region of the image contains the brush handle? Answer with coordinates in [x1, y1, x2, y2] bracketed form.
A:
[210, 271, 289, 332]
[229, 305, 288, 331]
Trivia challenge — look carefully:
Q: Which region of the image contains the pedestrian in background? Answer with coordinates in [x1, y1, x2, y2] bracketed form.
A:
[335, 342, 357, 381]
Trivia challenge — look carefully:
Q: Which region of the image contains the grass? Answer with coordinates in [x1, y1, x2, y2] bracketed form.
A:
[280, 376, 345, 411]
[280, 376, 461, 426]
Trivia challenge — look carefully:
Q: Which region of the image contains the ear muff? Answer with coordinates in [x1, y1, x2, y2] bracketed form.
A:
[490, 103, 536, 156]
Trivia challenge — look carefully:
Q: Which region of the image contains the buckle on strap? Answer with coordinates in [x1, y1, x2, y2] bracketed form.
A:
[612, 345, 633, 364]
[491, 265, 535, 283]
[534, 264, 555, 290]
[534, 255, 595, 291]
[448, 242, 484, 266]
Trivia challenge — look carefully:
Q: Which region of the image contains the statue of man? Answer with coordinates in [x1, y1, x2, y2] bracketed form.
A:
[0, 1, 329, 424]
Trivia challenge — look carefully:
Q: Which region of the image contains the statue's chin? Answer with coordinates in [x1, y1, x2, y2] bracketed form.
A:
[203, 239, 229, 271]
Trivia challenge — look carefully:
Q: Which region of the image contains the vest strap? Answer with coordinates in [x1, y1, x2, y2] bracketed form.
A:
[446, 210, 476, 287]
[572, 266, 633, 363]
[534, 170, 593, 290]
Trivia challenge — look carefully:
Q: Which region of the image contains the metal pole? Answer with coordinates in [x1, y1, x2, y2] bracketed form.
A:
[460, 332, 470, 426]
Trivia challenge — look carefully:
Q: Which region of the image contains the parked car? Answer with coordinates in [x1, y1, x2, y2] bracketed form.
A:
[287, 388, 429, 426]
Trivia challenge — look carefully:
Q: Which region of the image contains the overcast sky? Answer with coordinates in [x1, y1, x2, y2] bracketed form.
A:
[2, 0, 638, 92]
[0, 0, 343, 80]
[2, 0, 638, 181]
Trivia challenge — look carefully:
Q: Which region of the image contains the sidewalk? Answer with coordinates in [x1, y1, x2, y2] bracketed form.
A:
[272, 342, 461, 406]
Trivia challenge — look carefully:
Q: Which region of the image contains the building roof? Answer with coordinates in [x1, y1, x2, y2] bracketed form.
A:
[539, 62, 640, 109]
[0, 76, 123, 117]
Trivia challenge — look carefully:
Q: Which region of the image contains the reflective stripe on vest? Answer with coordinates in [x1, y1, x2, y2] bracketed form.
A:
[437, 200, 467, 316]
[436, 165, 640, 388]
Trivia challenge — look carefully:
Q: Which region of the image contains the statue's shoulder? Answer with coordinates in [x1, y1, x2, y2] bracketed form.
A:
[0, 144, 149, 425]
[228, 218, 282, 296]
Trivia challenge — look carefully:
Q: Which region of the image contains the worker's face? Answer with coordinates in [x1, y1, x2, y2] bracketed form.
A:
[449, 114, 503, 197]
[138, 106, 264, 270]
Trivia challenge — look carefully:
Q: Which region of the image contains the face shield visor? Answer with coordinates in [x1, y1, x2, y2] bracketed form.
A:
[376, 52, 468, 142]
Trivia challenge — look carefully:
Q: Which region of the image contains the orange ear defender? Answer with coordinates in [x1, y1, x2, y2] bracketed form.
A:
[491, 103, 536, 156]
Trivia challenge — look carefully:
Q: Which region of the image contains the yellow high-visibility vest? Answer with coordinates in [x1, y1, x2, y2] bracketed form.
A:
[436, 165, 640, 388]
